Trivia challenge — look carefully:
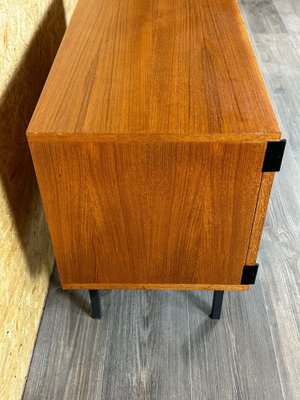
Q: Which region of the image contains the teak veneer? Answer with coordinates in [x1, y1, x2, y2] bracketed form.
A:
[27, 0, 285, 318]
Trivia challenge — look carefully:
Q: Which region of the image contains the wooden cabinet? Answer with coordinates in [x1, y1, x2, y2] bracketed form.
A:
[27, 0, 285, 298]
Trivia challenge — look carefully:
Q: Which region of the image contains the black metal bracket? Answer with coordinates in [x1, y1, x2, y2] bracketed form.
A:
[209, 291, 224, 320]
[89, 290, 102, 319]
[241, 264, 259, 285]
[262, 139, 286, 172]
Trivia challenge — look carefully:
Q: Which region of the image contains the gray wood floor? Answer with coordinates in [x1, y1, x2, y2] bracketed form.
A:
[23, 1, 300, 399]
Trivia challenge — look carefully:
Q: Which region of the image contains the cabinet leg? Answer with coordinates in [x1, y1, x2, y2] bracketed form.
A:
[209, 290, 224, 320]
[89, 290, 101, 319]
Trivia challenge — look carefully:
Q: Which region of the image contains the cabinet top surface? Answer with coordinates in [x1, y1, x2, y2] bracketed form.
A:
[27, 0, 280, 142]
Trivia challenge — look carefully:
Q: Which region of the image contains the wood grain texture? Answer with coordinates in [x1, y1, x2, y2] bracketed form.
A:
[23, 1, 300, 399]
[0, 1, 77, 399]
[27, 0, 280, 142]
[246, 172, 275, 264]
[63, 283, 249, 291]
[29, 141, 266, 287]
[26, 0, 282, 291]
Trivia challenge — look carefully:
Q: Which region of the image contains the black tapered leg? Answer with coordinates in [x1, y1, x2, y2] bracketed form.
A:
[89, 290, 102, 319]
[209, 290, 224, 320]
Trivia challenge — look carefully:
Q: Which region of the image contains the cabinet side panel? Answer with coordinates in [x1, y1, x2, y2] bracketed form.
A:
[28, 141, 266, 286]
[246, 172, 275, 264]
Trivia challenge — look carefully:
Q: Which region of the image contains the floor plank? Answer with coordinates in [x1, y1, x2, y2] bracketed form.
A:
[23, 1, 300, 399]
[239, 0, 287, 34]
[273, 0, 300, 34]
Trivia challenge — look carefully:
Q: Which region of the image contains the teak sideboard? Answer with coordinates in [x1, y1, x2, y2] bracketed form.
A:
[27, 0, 285, 319]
